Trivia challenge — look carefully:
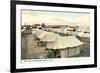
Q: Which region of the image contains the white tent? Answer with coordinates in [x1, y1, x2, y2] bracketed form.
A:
[49, 28, 67, 34]
[79, 33, 90, 37]
[46, 35, 83, 58]
[74, 31, 90, 37]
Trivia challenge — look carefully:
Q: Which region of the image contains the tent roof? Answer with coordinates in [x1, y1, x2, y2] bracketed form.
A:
[47, 36, 83, 49]
[40, 32, 58, 42]
[32, 28, 47, 39]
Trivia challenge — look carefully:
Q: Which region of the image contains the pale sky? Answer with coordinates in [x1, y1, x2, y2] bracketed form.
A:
[21, 10, 90, 28]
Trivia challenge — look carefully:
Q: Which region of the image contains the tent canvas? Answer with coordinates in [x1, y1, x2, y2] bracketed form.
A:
[32, 28, 47, 39]
[47, 36, 83, 49]
[40, 32, 58, 42]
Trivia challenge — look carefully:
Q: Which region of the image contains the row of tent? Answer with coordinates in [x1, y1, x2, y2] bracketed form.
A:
[32, 28, 83, 49]
[31, 28, 84, 57]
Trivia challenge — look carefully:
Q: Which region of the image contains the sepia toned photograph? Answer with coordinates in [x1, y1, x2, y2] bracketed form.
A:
[11, 1, 97, 72]
[21, 10, 90, 60]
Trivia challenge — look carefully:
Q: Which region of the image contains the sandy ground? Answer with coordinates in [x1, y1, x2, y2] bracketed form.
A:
[21, 34, 49, 59]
